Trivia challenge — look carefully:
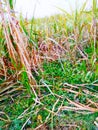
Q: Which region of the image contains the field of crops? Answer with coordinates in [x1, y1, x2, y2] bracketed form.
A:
[0, 0, 98, 129]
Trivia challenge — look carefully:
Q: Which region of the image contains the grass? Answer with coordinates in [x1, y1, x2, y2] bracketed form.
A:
[0, 0, 98, 129]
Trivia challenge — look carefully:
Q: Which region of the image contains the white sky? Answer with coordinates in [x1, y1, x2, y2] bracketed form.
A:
[15, 0, 97, 19]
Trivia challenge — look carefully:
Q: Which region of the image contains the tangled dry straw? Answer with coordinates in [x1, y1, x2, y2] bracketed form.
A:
[0, 1, 98, 129]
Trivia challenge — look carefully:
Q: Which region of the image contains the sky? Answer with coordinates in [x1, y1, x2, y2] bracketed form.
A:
[15, 0, 97, 19]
